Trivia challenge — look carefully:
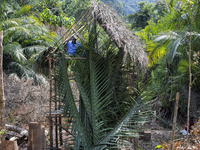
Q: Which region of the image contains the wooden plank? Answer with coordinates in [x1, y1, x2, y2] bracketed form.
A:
[27, 122, 46, 150]
[3, 141, 18, 150]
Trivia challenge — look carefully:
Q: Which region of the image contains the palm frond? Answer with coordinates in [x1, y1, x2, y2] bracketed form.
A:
[9, 62, 28, 78]
[54, 54, 92, 149]
[166, 36, 183, 62]
[23, 45, 47, 58]
[1, 20, 19, 30]
[178, 59, 189, 73]
[4, 26, 31, 44]
[0, 2, 14, 20]
[91, 96, 152, 149]
[3, 42, 27, 63]
[153, 31, 179, 43]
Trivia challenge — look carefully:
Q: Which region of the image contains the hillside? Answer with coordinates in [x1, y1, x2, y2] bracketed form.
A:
[101, 0, 157, 15]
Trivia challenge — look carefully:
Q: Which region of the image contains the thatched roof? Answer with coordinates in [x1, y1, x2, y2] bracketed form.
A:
[41, 1, 148, 69]
[90, 1, 148, 67]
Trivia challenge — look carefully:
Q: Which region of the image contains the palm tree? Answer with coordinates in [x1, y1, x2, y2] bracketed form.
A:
[0, 4, 57, 79]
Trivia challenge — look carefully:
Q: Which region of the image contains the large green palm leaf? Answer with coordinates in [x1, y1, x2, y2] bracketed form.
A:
[53, 32, 151, 149]
[91, 97, 151, 149]
[3, 42, 26, 63]
[54, 54, 92, 149]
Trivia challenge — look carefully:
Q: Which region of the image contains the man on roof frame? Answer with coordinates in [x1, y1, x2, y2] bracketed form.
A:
[65, 35, 81, 56]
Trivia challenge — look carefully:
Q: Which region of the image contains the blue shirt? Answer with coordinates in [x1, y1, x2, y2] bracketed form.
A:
[65, 41, 81, 55]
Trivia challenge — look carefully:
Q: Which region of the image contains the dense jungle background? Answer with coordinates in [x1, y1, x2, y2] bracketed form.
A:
[1, 0, 200, 149]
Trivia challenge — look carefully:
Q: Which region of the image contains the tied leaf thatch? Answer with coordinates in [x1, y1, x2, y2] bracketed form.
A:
[90, 1, 148, 67]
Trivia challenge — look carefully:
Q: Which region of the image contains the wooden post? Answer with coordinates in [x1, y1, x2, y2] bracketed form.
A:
[58, 104, 63, 146]
[59, 115, 63, 146]
[58, 34, 63, 146]
[49, 58, 53, 149]
[133, 132, 139, 150]
[3, 141, 18, 150]
[55, 80, 58, 148]
[127, 60, 131, 93]
[170, 92, 179, 150]
[0, 30, 5, 149]
[27, 122, 46, 150]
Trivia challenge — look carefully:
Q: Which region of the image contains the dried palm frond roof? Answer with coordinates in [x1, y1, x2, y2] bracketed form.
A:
[90, 1, 148, 67]
[41, 1, 148, 69]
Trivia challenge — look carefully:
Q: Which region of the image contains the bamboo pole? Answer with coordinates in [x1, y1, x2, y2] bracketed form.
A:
[58, 76, 63, 146]
[94, 12, 98, 52]
[55, 97, 58, 148]
[71, 27, 87, 42]
[0, 30, 5, 149]
[170, 92, 179, 150]
[186, 2, 193, 144]
[53, 61, 58, 148]
[127, 59, 131, 93]
[59, 115, 63, 146]
[49, 58, 53, 149]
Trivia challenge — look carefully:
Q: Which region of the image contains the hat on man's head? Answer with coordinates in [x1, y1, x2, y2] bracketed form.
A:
[71, 35, 77, 40]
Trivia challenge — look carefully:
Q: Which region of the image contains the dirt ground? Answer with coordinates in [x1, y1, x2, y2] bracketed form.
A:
[18, 129, 173, 150]
[140, 129, 172, 150]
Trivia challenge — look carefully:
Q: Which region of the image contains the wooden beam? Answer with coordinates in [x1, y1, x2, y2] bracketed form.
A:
[65, 57, 87, 60]
[72, 27, 87, 42]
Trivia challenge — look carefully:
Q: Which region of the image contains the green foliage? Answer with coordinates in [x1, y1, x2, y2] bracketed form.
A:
[0, 1, 57, 78]
[178, 59, 188, 73]
[0, 1, 15, 20]
[134, 0, 200, 116]
[63, 0, 91, 18]
[118, 0, 156, 15]
[128, 1, 155, 30]
[15, 5, 31, 17]
[0, 130, 5, 135]
[40, 7, 74, 27]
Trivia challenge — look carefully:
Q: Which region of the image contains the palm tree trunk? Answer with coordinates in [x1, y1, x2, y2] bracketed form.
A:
[0, 30, 5, 148]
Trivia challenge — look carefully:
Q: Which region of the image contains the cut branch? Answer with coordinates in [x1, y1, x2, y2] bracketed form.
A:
[5, 124, 28, 137]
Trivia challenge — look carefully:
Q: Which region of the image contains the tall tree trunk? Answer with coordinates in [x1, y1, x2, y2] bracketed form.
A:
[170, 92, 179, 150]
[0, 30, 5, 149]
[186, 4, 193, 144]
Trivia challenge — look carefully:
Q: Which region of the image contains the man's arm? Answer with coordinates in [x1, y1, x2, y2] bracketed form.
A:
[64, 40, 69, 53]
